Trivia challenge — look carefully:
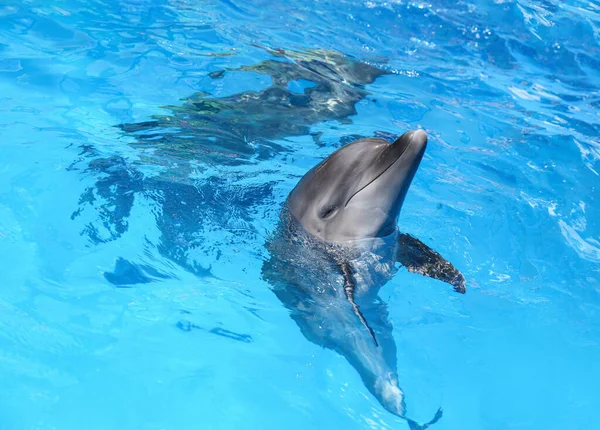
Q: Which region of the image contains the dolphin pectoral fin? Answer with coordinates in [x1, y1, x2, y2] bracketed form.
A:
[407, 408, 444, 430]
[397, 233, 466, 294]
[339, 262, 379, 346]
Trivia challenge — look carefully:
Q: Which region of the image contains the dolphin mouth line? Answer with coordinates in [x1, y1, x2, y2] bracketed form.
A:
[343, 138, 412, 208]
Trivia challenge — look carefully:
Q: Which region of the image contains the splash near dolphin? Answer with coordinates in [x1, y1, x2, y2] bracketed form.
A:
[262, 130, 465, 428]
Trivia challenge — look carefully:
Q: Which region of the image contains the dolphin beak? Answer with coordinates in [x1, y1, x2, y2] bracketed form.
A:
[388, 129, 428, 167]
[391, 129, 427, 153]
[406, 129, 427, 148]
[342, 128, 428, 220]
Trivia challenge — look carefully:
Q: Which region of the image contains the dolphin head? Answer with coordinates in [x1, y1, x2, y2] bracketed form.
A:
[287, 129, 427, 242]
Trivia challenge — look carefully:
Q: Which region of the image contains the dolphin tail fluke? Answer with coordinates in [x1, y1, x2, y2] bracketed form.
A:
[406, 408, 443, 430]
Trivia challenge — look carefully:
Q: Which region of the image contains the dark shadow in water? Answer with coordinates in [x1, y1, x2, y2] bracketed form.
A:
[104, 257, 172, 287]
[74, 155, 275, 277]
[176, 320, 253, 343]
[73, 156, 144, 244]
[73, 48, 390, 279]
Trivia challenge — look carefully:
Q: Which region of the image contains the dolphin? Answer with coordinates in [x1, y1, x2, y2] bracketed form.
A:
[262, 129, 465, 429]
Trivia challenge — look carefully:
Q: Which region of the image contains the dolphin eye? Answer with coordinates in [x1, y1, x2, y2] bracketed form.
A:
[320, 205, 339, 219]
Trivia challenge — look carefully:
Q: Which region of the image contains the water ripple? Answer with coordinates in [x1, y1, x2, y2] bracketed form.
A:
[1, 0, 600, 428]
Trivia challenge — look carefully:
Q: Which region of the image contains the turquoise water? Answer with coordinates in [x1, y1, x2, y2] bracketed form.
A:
[1, 0, 599, 429]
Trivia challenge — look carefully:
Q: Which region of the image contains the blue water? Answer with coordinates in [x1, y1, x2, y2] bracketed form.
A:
[1, 0, 599, 429]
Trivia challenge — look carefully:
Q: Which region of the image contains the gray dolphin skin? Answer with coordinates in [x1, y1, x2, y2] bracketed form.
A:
[262, 129, 465, 429]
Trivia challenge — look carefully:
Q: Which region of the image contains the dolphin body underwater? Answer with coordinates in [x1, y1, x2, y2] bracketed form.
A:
[262, 129, 466, 429]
